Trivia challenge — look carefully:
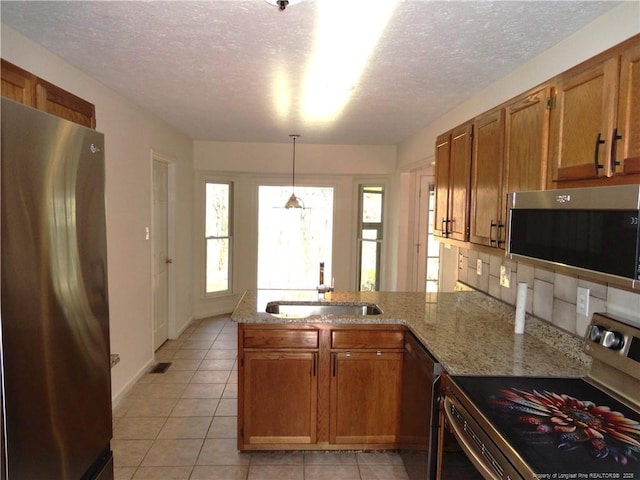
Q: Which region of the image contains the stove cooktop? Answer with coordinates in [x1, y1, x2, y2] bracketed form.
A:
[451, 376, 640, 478]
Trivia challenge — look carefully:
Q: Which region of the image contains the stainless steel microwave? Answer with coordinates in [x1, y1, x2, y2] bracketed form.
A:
[506, 185, 640, 291]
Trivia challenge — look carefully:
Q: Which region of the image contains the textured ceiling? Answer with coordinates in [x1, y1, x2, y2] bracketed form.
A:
[0, 1, 621, 145]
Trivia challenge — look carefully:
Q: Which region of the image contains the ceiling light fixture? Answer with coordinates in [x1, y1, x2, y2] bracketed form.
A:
[264, 0, 302, 11]
[284, 134, 304, 209]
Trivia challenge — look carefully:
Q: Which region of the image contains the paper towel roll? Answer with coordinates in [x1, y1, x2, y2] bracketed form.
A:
[515, 282, 527, 334]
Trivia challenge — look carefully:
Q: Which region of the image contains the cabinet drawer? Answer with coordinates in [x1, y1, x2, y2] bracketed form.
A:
[331, 330, 404, 350]
[244, 329, 319, 349]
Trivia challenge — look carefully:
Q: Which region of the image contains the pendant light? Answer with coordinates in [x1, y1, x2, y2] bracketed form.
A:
[284, 134, 304, 209]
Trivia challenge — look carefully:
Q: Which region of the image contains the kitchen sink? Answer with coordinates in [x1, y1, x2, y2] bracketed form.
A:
[265, 301, 382, 317]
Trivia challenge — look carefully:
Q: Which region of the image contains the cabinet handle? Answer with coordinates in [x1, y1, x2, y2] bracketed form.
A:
[593, 133, 605, 175]
[332, 353, 337, 377]
[610, 128, 622, 173]
[376, 350, 382, 356]
[312, 353, 317, 377]
[489, 221, 498, 245]
[497, 223, 505, 247]
[441, 218, 448, 236]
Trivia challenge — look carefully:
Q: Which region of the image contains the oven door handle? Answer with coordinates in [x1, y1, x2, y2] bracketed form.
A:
[443, 396, 502, 480]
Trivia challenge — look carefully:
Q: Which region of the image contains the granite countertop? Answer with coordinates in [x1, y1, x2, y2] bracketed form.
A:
[231, 289, 590, 378]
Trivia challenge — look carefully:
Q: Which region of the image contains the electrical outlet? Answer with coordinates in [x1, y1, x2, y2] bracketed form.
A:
[500, 266, 511, 288]
[577, 287, 590, 316]
[476, 259, 483, 276]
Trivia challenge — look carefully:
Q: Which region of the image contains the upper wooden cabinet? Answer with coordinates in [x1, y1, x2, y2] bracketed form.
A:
[434, 123, 472, 242]
[435, 35, 639, 250]
[1, 59, 96, 129]
[467, 87, 552, 250]
[549, 38, 640, 185]
[504, 86, 551, 195]
[469, 108, 505, 247]
[616, 42, 640, 175]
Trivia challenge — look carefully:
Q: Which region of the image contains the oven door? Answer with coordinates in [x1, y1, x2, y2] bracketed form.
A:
[438, 394, 526, 480]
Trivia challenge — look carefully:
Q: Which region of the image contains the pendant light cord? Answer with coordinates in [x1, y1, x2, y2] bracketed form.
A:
[290, 134, 299, 193]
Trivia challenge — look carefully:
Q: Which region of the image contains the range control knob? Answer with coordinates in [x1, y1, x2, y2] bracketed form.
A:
[587, 325, 605, 343]
[601, 330, 624, 350]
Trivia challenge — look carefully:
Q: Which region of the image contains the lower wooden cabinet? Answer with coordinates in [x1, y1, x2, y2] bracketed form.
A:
[330, 350, 402, 445]
[242, 351, 317, 445]
[238, 323, 405, 451]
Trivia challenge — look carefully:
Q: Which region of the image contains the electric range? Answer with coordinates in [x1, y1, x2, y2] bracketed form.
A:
[440, 312, 640, 480]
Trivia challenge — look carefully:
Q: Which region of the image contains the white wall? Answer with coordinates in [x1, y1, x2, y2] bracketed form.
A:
[192, 141, 397, 317]
[1, 26, 195, 402]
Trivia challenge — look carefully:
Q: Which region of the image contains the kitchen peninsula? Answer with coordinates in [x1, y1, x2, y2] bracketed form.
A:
[232, 289, 589, 451]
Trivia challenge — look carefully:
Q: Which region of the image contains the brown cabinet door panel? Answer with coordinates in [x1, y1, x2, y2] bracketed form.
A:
[243, 351, 317, 445]
[35, 81, 96, 129]
[434, 133, 451, 238]
[550, 57, 619, 182]
[330, 351, 402, 445]
[469, 109, 505, 247]
[617, 43, 640, 174]
[448, 124, 472, 241]
[1, 59, 35, 105]
[504, 86, 551, 194]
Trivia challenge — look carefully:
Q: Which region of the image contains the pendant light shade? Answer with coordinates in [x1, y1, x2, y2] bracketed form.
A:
[285, 134, 304, 209]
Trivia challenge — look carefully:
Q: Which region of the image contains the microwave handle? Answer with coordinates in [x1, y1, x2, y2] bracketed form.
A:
[594, 133, 605, 176]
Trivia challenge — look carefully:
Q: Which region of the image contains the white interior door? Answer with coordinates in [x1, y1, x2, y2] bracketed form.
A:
[152, 159, 169, 350]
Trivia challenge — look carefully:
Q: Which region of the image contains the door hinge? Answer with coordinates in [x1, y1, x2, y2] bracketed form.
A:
[546, 97, 554, 110]
[240, 357, 244, 367]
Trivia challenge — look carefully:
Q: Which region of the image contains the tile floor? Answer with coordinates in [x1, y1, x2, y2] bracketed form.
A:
[112, 315, 411, 480]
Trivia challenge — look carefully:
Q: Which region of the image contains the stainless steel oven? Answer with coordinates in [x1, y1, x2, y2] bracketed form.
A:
[437, 312, 640, 479]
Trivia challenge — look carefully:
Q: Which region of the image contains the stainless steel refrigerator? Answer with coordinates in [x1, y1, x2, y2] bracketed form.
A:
[1, 98, 113, 479]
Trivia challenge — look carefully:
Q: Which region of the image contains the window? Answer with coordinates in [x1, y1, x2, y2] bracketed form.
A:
[257, 185, 334, 290]
[426, 184, 439, 292]
[357, 185, 384, 291]
[205, 181, 232, 295]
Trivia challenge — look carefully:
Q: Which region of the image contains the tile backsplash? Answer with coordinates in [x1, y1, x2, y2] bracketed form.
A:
[457, 247, 640, 338]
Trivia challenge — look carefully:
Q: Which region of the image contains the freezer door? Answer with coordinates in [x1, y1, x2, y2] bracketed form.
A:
[1, 98, 112, 479]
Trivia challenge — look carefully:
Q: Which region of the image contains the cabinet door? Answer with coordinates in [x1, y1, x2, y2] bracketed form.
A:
[1, 59, 35, 105]
[434, 133, 451, 238]
[616, 42, 640, 175]
[469, 109, 505, 247]
[330, 351, 402, 445]
[550, 56, 619, 182]
[505, 86, 551, 193]
[243, 351, 317, 446]
[35, 80, 96, 129]
[448, 124, 472, 241]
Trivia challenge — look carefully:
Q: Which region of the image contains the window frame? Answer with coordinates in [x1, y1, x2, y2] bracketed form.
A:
[203, 179, 234, 298]
[356, 184, 385, 291]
